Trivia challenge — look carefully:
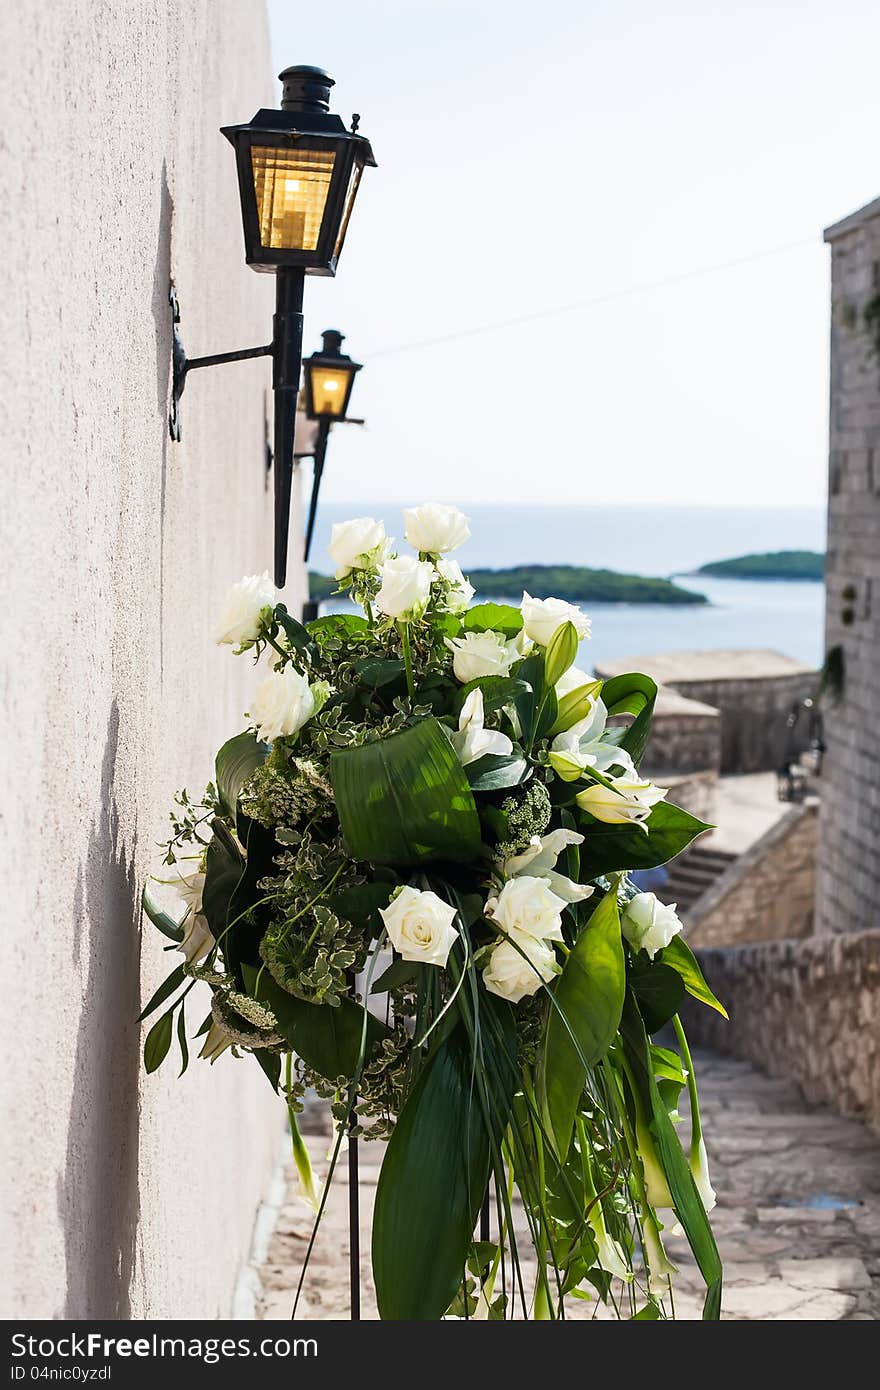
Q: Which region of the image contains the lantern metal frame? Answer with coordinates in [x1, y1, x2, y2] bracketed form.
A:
[299, 330, 365, 563]
[166, 65, 375, 590]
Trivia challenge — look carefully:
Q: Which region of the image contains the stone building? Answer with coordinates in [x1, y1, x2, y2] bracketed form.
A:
[816, 196, 880, 935]
[0, 1, 306, 1318]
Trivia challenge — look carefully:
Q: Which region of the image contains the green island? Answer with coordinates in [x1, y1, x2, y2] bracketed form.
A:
[696, 550, 824, 581]
[308, 564, 707, 605]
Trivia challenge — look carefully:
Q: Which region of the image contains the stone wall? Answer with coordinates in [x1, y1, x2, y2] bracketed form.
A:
[0, 1, 305, 1319]
[683, 931, 880, 1131]
[686, 803, 817, 947]
[817, 196, 880, 935]
[641, 687, 721, 777]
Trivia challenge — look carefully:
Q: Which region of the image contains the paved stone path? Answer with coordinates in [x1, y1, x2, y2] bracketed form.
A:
[256, 1050, 880, 1321]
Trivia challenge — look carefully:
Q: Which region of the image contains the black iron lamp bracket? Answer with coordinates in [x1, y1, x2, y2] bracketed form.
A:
[168, 284, 273, 441]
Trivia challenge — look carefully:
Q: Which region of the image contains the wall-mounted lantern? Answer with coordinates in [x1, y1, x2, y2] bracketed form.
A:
[168, 65, 376, 587]
[301, 330, 364, 562]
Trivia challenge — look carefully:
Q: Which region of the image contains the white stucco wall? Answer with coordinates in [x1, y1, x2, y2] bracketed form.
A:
[0, 1, 306, 1318]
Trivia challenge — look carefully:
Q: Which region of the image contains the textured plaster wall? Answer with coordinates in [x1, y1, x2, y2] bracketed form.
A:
[0, 1, 306, 1318]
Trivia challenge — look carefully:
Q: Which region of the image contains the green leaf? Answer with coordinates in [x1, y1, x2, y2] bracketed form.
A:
[142, 883, 184, 943]
[539, 892, 626, 1160]
[329, 718, 482, 868]
[138, 962, 186, 1022]
[372, 1029, 490, 1320]
[242, 965, 389, 1078]
[452, 675, 530, 716]
[308, 613, 368, 640]
[327, 881, 394, 934]
[543, 620, 579, 689]
[273, 603, 312, 653]
[215, 731, 269, 818]
[634, 1302, 662, 1320]
[465, 753, 528, 791]
[462, 603, 523, 638]
[252, 1048, 282, 1091]
[512, 653, 545, 747]
[577, 802, 711, 879]
[176, 1005, 190, 1077]
[548, 679, 603, 736]
[601, 672, 658, 768]
[661, 936, 729, 1019]
[620, 993, 722, 1320]
[354, 656, 406, 689]
[628, 961, 686, 1034]
[370, 958, 421, 994]
[144, 1010, 175, 1073]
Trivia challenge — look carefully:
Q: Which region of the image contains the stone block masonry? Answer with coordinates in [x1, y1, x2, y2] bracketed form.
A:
[819, 195, 880, 935]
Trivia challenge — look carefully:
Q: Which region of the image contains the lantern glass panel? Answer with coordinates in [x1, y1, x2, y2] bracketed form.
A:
[251, 145, 336, 251]
[310, 366, 352, 416]
[333, 163, 363, 260]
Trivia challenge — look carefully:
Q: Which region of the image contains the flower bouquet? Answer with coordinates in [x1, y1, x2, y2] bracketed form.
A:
[142, 503, 726, 1320]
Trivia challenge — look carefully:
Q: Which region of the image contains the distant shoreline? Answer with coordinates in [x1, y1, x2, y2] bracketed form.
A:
[693, 550, 824, 581]
[308, 563, 708, 606]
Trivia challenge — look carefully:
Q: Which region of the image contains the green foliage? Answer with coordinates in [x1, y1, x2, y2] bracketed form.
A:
[215, 731, 268, 819]
[661, 936, 728, 1018]
[697, 550, 824, 580]
[577, 802, 711, 878]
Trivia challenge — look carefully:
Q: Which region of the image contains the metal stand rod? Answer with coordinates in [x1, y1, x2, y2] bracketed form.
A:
[480, 1186, 490, 1242]
[303, 418, 331, 562]
[272, 267, 305, 588]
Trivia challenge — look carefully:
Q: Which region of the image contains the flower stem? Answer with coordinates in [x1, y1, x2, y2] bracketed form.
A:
[399, 621, 416, 702]
[672, 1013, 703, 1146]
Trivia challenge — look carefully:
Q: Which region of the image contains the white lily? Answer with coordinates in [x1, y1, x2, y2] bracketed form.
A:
[643, 1213, 677, 1295]
[691, 1136, 717, 1214]
[450, 689, 514, 766]
[501, 828, 594, 903]
[549, 696, 639, 783]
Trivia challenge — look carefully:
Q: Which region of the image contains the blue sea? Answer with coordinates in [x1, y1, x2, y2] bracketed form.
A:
[309, 503, 826, 669]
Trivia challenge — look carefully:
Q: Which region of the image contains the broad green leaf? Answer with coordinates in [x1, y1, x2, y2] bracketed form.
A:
[620, 993, 722, 1320]
[544, 620, 579, 689]
[273, 603, 312, 653]
[370, 958, 422, 994]
[577, 802, 711, 879]
[142, 883, 184, 943]
[176, 1005, 190, 1077]
[372, 1029, 490, 1320]
[628, 960, 686, 1034]
[512, 653, 544, 747]
[252, 1047, 282, 1091]
[452, 674, 530, 716]
[307, 613, 368, 640]
[215, 731, 268, 818]
[634, 1302, 662, 1320]
[329, 718, 482, 868]
[242, 965, 389, 1078]
[144, 1010, 174, 1073]
[602, 672, 658, 768]
[462, 603, 523, 637]
[354, 656, 406, 689]
[539, 893, 626, 1160]
[466, 753, 528, 791]
[201, 822, 245, 949]
[661, 936, 729, 1019]
[327, 881, 394, 934]
[138, 962, 186, 1022]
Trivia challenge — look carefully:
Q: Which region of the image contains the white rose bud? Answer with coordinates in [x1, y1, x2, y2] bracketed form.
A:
[375, 555, 434, 620]
[621, 892, 683, 960]
[214, 573, 278, 647]
[521, 591, 591, 647]
[379, 886, 459, 967]
[482, 936, 558, 1003]
[248, 666, 317, 743]
[486, 875, 567, 945]
[328, 516, 388, 579]
[403, 502, 471, 554]
[435, 558, 475, 614]
[445, 630, 518, 683]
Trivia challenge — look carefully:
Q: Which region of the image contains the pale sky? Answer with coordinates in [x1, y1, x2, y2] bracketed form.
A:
[265, 0, 880, 508]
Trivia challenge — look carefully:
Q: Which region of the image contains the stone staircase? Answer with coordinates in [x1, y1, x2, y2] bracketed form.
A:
[659, 844, 737, 916]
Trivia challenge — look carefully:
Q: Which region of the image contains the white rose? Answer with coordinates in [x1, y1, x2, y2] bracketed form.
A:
[486, 874, 567, 945]
[435, 558, 475, 614]
[521, 591, 591, 646]
[445, 630, 518, 683]
[621, 892, 683, 959]
[375, 555, 434, 619]
[328, 516, 388, 579]
[403, 502, 471, 554]
[215, 572, 277, 647]
[450, 688, 513, 766]
[482, 936, 558, 1003]
[248, 665, 317, 743]
[379, 886, 459, 967]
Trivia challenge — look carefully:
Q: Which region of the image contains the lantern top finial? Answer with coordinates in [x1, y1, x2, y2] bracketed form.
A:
[278, 65, 335, 114]
[321, 329, 345, 355]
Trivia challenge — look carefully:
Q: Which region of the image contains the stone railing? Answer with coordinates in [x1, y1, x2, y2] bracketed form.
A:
[683, 930, 880, 1132]
[686, 802, 818, 946]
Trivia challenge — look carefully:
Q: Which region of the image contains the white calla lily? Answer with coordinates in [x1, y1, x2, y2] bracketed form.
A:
[450, 689, 513, 766]
[501, 828, 593, 903]
[549, 696, 638, 783]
